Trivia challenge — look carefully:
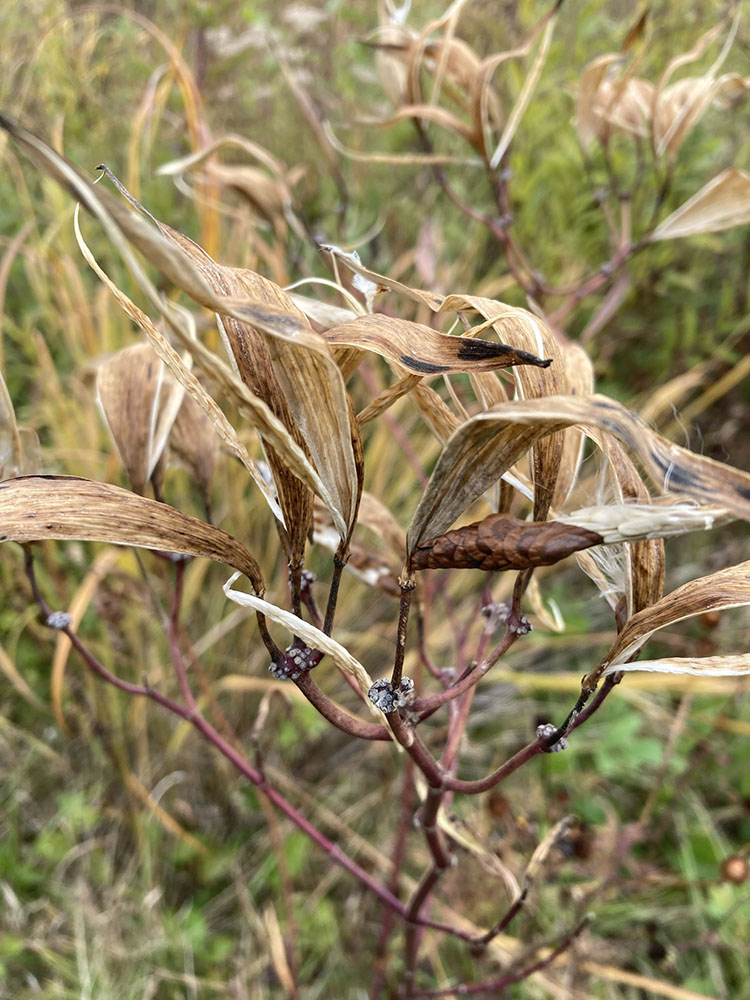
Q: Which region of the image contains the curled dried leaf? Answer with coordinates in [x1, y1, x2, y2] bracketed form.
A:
[412, 515, 603, 572]
[324, 312, 551, 375]
[649, 168, 750, 240]
[588, 560, 750, 688]
[407, 394, 750, 559]
[0, 476, 264, 593]
[96, 342, 184, 496]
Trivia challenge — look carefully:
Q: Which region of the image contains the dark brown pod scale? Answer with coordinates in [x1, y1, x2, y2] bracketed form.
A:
[412, 515, 604, 571]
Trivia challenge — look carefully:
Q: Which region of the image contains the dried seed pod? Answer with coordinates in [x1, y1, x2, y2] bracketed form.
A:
[411, 514, 603, 572]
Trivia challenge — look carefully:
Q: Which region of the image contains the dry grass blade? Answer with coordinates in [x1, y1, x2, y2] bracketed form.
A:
[0, 475, 264, 592]
[586, 560, 750, 687]
[407, 393, 750, 557]
[649, 168, 750, 240]
[222, 573, 387, 723]
[324, 312, 551, 375]
[96, 342, 184, 495]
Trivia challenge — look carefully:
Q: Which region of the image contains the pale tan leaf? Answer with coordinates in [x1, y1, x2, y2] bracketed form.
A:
[649, 168, 750, 240]
[0, 475, 264, 592]
[222, 572, 388, 723]
[489, 16, 556, 169]
[407, 394, 750, 558]
[587, 560, 750, 686]
[651, 13, 738, 159]
[574, 53, 622, 147]
[324, 312, 551, 375]
[604, 654, 750, 678]
[96, 343, 184, 495]
[17, 427, 42, 476]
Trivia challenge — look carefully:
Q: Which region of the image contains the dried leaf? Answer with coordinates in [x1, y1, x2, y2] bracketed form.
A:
[588, 560, 750, 687]
[324, 313, 551, 375]
[0, 476, 264, 593]
[407, 394, 750, 557]
[96, 343, 184, 496]
[73, 207, 283, 520]
[222, 572, 388, 722]
[0, 116, 359, 542]
[605, 654, 750, 678]
[412, 515, 603, 571]
[439, 296, 592, 517]
[649, 168, 750, 240]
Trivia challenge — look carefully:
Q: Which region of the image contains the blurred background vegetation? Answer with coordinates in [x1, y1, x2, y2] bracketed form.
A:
[1, 1, 749, 997]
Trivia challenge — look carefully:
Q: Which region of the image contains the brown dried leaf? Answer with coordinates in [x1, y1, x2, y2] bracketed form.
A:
[74, 208, 282, 519]
[587, 561, 750, 687]
[412, 515, 603, 572]
[649, 168, 750, 240]
[0, 475, 264, 592]
[440, 296, 592, 518]
[407, 393, 750, 557]
[96, 343, 184, 496]
[0, 116, 359, 544]
[324, 313, 551, 376]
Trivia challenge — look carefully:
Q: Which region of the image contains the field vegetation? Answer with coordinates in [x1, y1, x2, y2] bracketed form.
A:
[1, 1, 750, 997]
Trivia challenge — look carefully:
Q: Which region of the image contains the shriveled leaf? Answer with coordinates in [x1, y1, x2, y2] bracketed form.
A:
[649, 168, 750, 240]
[440, 296, 592, 518]
[1, 116, 363, 543]
[223, 572, 388, 721]
[0, 476, 264, 592]
[412, 515, 603, 572]
[96, 342, 184, 496]
[604, 654, 750, 678]
[586, 560, 750, 687]
[407, 394, 750, 556]
[73, 207, 283, 520]
[324, 312, 551, 375]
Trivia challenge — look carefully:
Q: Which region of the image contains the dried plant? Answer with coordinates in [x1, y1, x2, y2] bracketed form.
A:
[1, 3, 750, 997]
